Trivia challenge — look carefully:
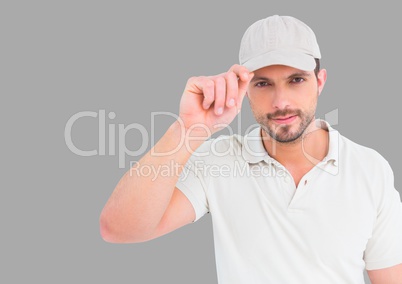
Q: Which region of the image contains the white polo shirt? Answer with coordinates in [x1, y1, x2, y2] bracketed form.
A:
[176, 122, 402, 284]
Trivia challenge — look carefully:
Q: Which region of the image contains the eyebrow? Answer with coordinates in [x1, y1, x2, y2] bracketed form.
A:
[287, 71, 311, 79]
[250, 71, 312, 83]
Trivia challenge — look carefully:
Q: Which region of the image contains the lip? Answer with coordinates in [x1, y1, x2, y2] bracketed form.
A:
[272, 115, 297, 124]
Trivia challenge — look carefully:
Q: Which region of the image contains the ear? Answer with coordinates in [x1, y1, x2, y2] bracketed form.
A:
[317, 69, 327, 96]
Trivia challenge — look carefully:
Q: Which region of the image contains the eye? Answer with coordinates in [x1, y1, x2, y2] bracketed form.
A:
[255, 81, 270, 87]
[291, 77, 305, 84]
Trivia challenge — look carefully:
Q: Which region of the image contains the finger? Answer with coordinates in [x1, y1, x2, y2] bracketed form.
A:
[185, 76, 216, 110]
[234, 72, 253, 110]
[185, 76, 209, 95]
[214, 77, 226, 115]
[238, 71, 254, 97]
[202, 78, 215, 110]
[229, 64, 251, 82]
[225, 72, 238, 108]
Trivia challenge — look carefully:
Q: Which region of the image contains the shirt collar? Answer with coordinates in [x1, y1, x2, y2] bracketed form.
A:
[241, 126, 273, 164]
[241, 120, 339, 167]
[320, 120, 339, 166]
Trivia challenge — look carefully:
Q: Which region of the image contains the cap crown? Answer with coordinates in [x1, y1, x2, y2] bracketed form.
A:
[239, 15, 321, 71]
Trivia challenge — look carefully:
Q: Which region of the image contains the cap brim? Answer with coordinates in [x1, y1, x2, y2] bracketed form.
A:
[242, 50, 317, 72]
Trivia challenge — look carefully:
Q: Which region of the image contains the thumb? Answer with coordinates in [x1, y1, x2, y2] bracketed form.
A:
[237, 72, 254, 109]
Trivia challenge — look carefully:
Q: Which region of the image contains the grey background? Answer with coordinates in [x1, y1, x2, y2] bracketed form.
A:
[1, 1, 401, 283]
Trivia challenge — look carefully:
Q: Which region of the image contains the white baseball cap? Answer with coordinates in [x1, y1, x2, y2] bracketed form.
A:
[239, 15, 321, 72]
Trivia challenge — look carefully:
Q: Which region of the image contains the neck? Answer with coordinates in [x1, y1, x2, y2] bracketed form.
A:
[262, 119, 329, 168]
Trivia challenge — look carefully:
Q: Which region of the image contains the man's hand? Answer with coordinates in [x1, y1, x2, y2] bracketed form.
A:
[179, 64, 254, 135]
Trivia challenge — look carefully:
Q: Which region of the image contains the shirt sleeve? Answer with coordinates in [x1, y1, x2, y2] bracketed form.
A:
[364, 161, 402, 270]
[176, 157, 209, 222]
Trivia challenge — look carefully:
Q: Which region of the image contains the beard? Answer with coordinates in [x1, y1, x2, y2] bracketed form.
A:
[256, 108, 315, 144]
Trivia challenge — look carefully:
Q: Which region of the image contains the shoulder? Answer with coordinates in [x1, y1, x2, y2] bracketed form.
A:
[191, 134, 244, 159]
[339, 134, 390, 167]
[338, 133, 394, 186]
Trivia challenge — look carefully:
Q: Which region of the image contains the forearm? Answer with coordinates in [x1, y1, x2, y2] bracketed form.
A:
[368, 263, 402, 284]
[100, 120, 208, 242]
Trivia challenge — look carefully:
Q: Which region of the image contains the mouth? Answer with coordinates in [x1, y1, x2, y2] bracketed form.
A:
[271, 115, 297, 124]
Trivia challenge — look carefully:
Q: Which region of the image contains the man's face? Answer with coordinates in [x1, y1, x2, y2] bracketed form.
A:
[247, 64, 326, 143]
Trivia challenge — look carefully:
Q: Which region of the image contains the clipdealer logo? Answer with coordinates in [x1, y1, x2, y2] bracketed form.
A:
[64, 109, 339, 173]
[64, 110, 184, 168]
[64, 109, 246, 168]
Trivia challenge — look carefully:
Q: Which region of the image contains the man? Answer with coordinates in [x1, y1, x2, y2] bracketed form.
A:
[100, 15, 402, 283]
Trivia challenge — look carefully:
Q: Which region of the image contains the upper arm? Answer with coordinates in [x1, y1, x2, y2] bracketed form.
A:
[364, 161, 402, 270]
[148, 187, 196, 241]
[367, 263, 402, 284]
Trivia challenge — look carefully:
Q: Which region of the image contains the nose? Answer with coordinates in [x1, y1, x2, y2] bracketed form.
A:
[271, 86, 291, 110]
